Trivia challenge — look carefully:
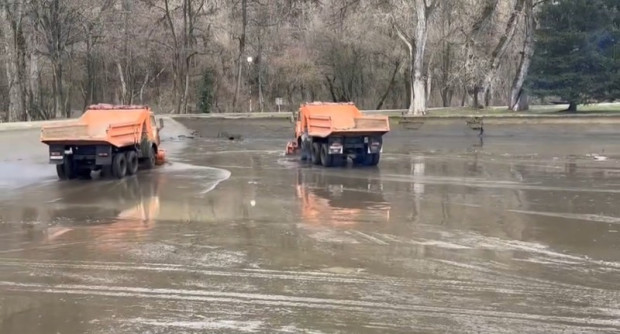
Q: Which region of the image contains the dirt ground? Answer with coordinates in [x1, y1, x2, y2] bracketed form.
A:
[0, 118, 620, 333]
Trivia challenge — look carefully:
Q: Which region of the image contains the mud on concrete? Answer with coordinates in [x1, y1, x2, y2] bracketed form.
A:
[1, 117, 620, 333]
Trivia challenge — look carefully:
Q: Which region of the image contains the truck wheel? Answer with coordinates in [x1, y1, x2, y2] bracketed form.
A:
[311, 143, 321, 165]
[320, 143, 334, 167]
[112, 153, 127, 179]
[300, 139, 311, 161]
[56, 164, 67, 180]
[365, 153, 381, 166]
[56, 157, 76, 180]
[144, 147, 156, 169]
[125, 151, 139, 175]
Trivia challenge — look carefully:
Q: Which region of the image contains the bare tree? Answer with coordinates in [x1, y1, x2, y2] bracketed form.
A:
[509, 0, 534, 111]
[231, 0, 248, 112]
[393, 0, 438, 115]
[474, 0, 525, 108]
[31, 0, 82, 118]
[0, 0, 29, 121]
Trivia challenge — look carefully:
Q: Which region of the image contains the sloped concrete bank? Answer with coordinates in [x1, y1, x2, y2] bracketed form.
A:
[3, 112, 620, 132]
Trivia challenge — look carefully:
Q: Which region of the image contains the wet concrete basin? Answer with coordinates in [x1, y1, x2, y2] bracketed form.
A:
[0, 119, 620, 333]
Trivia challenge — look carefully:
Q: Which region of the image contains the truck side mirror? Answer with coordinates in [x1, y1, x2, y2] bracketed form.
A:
[158, 118, 165, 130]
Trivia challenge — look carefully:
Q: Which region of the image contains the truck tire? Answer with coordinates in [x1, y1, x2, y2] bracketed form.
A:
[365, 153, 381, 166]
[112, 153, 127, 179]
[125, 150, 139, 175]
[143, 146, 156, 169]
[56, 164, 67, 180]
[320, 143, 334, 167]
[56, 157, 76, 180]
[300, 139, 311, 161]
[311, 143, 321, 165]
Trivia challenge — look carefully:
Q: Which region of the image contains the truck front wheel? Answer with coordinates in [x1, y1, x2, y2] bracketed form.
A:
[126, 151, 139, 175]
[112, 153, 127, 179]
[56, 164, 67, 180]
[143, 147, 156, 169]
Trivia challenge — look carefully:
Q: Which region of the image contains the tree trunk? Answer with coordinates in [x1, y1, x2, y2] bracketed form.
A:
[441, 88, 452, 108]
[461, 86, 468, 107]
[29, 41, 42, 119]
[1, 1, 28, 121]
[376, 61, 401, 110]
[409, 0, 435, 116]
[476, 0, 525, 108]
[509, 0, 534, 111]
[163, 0, 181, 114]
[140, 72, 149, 104]
[567, 102, 577, 112]
[440, 44, 453, 107]
[85, 33, 95, 108]
[52, 60, 64, 119]
[232, 0, 247, 112]
[257, 34, 264, 112]
[117, 62, 127, 104]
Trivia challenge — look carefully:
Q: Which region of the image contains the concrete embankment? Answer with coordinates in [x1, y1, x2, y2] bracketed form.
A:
[171, 111, 620, 125]
[3, 111, 620, 132]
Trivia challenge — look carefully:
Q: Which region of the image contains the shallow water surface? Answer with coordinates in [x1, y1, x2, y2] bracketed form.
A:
[0, 119, 619, 333]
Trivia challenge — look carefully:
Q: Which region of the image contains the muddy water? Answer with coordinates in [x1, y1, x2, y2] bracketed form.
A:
[1, 118, 620, 333]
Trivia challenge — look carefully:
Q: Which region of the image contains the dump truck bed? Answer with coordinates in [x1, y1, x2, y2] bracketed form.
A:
[41, 106, 151, 148]
[301, 102, 390, 138]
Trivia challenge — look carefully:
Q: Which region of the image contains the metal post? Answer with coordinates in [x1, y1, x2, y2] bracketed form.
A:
[247, 56, 253, 113]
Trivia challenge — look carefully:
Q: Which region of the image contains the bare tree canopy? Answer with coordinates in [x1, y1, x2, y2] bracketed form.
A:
[0, 0, 552, 120]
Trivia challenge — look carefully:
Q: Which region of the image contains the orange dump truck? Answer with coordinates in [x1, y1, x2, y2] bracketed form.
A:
[286, 102, 390, 167]
[40, 104, 166, 180]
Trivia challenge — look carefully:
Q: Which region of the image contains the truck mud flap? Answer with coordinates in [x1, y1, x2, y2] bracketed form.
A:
[49, 145, 66, 164]
[95, 145, 113, 165]
[328, 143, 343, 155]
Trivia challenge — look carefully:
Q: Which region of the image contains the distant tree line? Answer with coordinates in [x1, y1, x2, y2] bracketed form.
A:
[0, 0, 616, 121]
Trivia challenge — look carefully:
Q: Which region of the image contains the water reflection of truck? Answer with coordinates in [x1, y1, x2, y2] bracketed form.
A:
[296, 169, 391, 226]
[45, 175, 162, 243]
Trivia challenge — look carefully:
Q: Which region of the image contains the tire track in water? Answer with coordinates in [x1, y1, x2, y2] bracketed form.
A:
[1, 255, 617, 302]
[0, 281, 618, 331]
[0, 259, 373, 284]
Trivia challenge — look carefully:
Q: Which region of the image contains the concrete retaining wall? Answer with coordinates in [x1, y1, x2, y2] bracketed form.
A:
[3, 111, 620, 132]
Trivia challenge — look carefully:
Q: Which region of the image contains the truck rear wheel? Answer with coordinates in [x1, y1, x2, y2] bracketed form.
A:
[56, 164, 67, 180]
[320, 143, 334, 167]
[112, 153, 127, 179]
[126, 151, 139, 175]
[311, 143, 321, 165]
[56, 157, 76, 180]
[365, 153, 381, 166]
